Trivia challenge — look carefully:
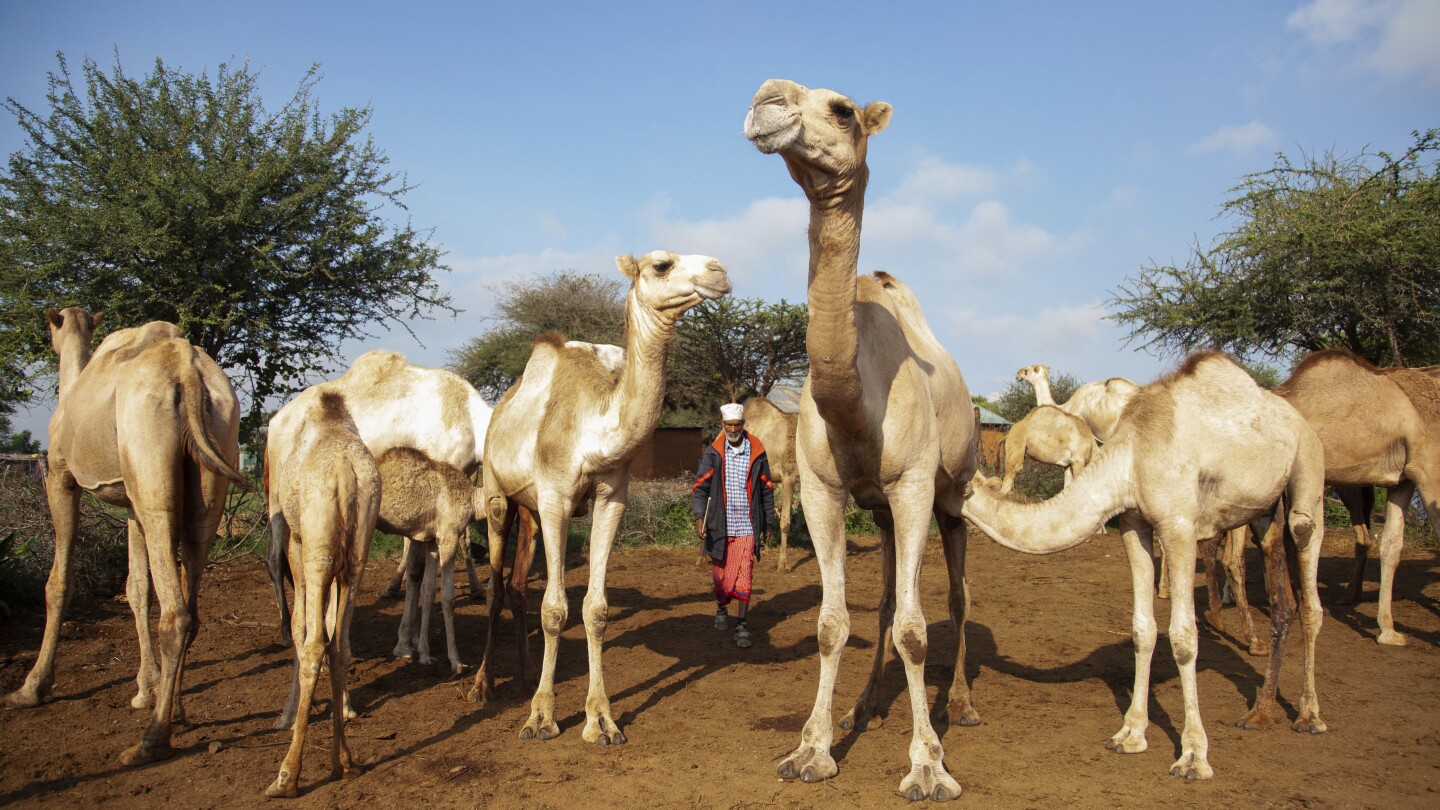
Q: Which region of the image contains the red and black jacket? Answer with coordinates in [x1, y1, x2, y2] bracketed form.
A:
[691, 431, 776, 562]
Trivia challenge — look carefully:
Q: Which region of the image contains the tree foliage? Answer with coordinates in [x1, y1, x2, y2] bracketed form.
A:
[0, 53, 452, 439]
[666, 297, 808, 429]
[1109, 129, 1440, 368]
[449, 272, 626, 401]
[993, 370, 1083, 423]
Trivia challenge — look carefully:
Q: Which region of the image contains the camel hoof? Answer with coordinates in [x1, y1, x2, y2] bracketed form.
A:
[1292, 717, 1327, 735]
[4, 689, 44, 709]
[1105, 732, 1147, 754]
[1202, 610, 1225, 631]
[1377, 630, 1409, 647]
[778, 747, 838, 784]
[1247, 643, 1271, 658]
[120, 740, 174, 767]
[335, 763, 364, 780]
[264, 774, 298, 799]
[1236, 710, 1276, 731]
[839, 709, 880, 731]
[941, 702, 982, 727]
[898, 765, 961, 803]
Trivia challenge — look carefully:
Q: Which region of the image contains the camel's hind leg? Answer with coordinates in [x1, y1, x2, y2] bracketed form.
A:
[438, 531, 464, 675]
[266, 545, 327, 798]
[1236, 515, 1292, 731]
[840, 508, 895, 732]
[467, 499, 515, 705]
[1374, 482, 1415, 646]
[1156, 521, 1212, 780]
[935, 509, 979, 727]
[508, 509, 538, 691]
[1333, 486, 1374, 605]
[125, 518, 161, 710]
[1288, 493, 1327, 734]
[776, 476, 794, 572]
[5, 469, 80, 709]
[121, 504, 187, 766]
[393, 538, 426, 661]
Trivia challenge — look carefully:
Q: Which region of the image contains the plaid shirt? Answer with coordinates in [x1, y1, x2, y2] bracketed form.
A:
[723, 436, 752, 536]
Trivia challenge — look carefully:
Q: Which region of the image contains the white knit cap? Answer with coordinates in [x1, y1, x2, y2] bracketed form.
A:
[720, 402, 744, 421]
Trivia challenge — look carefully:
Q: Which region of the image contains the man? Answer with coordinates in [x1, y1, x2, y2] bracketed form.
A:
[692, 402, 776, 648]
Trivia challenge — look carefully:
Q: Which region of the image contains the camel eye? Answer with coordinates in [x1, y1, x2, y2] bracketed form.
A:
[832, 103, 854, 122]
[652, 258, 672, 276]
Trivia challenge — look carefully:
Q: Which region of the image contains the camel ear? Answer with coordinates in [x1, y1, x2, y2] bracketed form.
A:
[91, 311, 103, 329]
[863, 102, 892, 135]
[615, 254, 639, 280]
[44, 308, 62, 329]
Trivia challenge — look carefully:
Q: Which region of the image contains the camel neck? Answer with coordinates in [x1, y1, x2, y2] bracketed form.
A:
[56, 339, 93, 401]
[804, 175, 868, 436]
[610, 292, 674, 453]
[1032, 376, 1055, 407]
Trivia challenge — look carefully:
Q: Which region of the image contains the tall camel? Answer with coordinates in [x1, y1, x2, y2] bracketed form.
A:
[6, 307, 244, 767]
[746, 79, 976, 802]
[1275, 349, 1440, 645]
[264, 390, 378, 798]
[964, 352, 1328, 781]
[743, 396, 799, 571]
[265, 350, 494, 646]
[470, 250, 730, 745]
[999, 405, 1094, 494]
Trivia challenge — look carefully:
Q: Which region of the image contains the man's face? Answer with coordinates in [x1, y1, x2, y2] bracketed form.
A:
[723, 420, 745, 445]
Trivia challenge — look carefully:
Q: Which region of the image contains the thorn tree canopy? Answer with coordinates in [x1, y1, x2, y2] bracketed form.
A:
[1108, 129, 1440, 369]
[0, 52, 453, 439]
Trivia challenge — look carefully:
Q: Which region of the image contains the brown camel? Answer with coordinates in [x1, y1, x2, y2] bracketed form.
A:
[264, 390, 378, 799]
[999, 404, 1095, 494]
[1018, 362, 1140, 443]
[1274, 349, 1440, 645]
[964, 352, 1328, 780]
[746, 79, 976, 802]
[468, 250, 730, 746]
[743, 396, 799, 571]
[6, 307, 244, 768]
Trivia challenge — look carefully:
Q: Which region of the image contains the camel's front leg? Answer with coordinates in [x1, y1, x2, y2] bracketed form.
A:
[1108, 515, 1156, 755]
[1289, 493, 1328, 735]
[125, 518, 160, 710]
[889, 484, 961, 803]
[1334, 485, 1373, 606]
[777, 478, 847, 786]
[1223, 527, 1265, 657]
[840, 509, 895, 733]
[1374, 483, 1414, 646]
[439, 536, 464, 675]
[1157, 523, 1212, 780]
[577, 473, 628, 745]
[776, 477, 794, 572]
[415, 545, 440, 666]
[392, 538, 425, 661]
[5, 470, 80, 709]
[520, 495, 575, 741]
[936, 509, 980, 727]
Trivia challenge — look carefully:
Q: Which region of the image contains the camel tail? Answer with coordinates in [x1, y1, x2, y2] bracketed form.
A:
[178, 356, 249, 490]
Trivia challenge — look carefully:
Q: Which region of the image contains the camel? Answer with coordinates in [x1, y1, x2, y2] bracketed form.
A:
[743, 396, 799, 571]
[999, 405, 1094, 494]
[746, 79, 977, 802]
[264, 389, 378, 798]
[963, 352, 1328, 780]
[467, 250, 730, 746]
[1017, 363, 1140, 443]
[1274, 350, 1440, 646]
[374, 447, 485, 675]
[265, 350, 493, 646]
[6, 307, 244, 768]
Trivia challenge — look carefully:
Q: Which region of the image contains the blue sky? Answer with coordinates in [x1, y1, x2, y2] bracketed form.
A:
[3, 1, 1438, 436]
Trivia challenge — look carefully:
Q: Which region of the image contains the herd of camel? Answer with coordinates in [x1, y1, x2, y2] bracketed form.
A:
[5, 78, 1439, 802]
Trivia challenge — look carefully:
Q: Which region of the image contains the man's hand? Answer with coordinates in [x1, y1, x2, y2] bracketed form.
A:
[695, 518, 705, 541]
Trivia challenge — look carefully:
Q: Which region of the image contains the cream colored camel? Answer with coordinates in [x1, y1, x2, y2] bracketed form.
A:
[999, 405, 1094, 494]
[6, 307, 244, 768]
[1275, 350, 1440, 646]
[747, 79, 977, 802]
[1018, 363, 1140, 443]
[468, 250, 730, 745]
[375, 447, 485, 675]
[264, 389, 378, 799]
[743, 397, 799, 571]
[265, 349, 491, 645]
[964, 352, 1328, 780]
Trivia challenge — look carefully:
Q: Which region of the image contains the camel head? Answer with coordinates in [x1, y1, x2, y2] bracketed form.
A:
[615, 251, 731, 324]
[45, 306, 102, 357]
[1016, 364, 1050, 384]
[744, 79, 891, 201]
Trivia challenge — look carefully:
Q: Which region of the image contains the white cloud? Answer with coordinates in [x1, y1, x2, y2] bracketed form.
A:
[640, 193, 812, 299]
[1288, 0, 1440, 84]
[1189, 121, 1280, 155]
[885, 155, 1041, 206]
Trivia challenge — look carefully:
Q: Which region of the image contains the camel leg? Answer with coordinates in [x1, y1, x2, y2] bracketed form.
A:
[121, 505, 187, 766]
[1199, 534, 1224, 632]
[125, 518, 160, 710]
[439, 534, 463, 675]
[1288, 494, 1327, 734]
[393, 538, 425, 661]
[519, 491, 578, 741]
[508, 509, 538, 691]
[5, 469, 80, 709]
[1335, 486, 1374, 606]
[467, 499, 513, 705]
[936, 509, 979, 727]
[1156, 544, 1170, 600]
[1157, 522, 1212, 780]
[888, 481, 960, 802]
[999, 436, 1024, 495]
[168, 524, 214, 728]
[273, 542, 308, 731]
[463, 534, 486, 599]
[776, 477, 794, 573]
[329, 531, 366, 781]
[1224, 527, 1265, 657]
[265, 548, 327, 798]
[840, 509, 895, 732]
[576, 472, 627, 746]
[1236, 516, 1291, 731]
[777, 478, 848, 786]
[1374, 482, 1415, 646]
[264, 510, 293, 646]
[415, 544, 440, 666]
[1107, 515, 1156, 756]
[380, 537, 409, 599]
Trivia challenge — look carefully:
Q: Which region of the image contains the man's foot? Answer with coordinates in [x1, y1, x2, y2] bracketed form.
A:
[714, 606, 729, 630]
[734, 623, 752, 648]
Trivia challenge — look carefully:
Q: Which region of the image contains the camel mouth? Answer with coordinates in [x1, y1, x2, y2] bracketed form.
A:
[744, 105, 801, 154]
[693, 279, 732, 300]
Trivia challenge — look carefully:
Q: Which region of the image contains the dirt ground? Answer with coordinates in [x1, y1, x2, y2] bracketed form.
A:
[2, 527, 1439, 809]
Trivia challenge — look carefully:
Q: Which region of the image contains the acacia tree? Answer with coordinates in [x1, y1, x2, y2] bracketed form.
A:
[666, 297, 808, 429]
[1109, 129, 1440, 368]
[0, 53, 451, 439]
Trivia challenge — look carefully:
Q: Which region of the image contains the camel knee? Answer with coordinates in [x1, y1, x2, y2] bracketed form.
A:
[486, 497, 508, 526]
[539, 599, 567, 637]
[1170, 633, 1197, 667]
[581, 595, 608, 637]
[895, 616, 928, 664]
[816, 610, 850, 657]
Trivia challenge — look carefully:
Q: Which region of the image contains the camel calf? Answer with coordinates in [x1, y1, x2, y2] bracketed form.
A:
[264, 389, 378, 799]
[374, 447, 483, 674]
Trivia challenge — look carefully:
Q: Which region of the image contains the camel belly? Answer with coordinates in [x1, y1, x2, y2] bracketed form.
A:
[85, 480, 131, 509]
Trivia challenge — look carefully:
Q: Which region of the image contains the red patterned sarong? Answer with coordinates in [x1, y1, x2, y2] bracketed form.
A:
[711, 534, 755, 604]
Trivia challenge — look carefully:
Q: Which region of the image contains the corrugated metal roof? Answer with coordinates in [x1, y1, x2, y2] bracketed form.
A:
[975, 404, 1011, 426]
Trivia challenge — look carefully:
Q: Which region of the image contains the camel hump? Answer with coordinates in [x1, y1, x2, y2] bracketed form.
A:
[343, 349, 410, 387]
